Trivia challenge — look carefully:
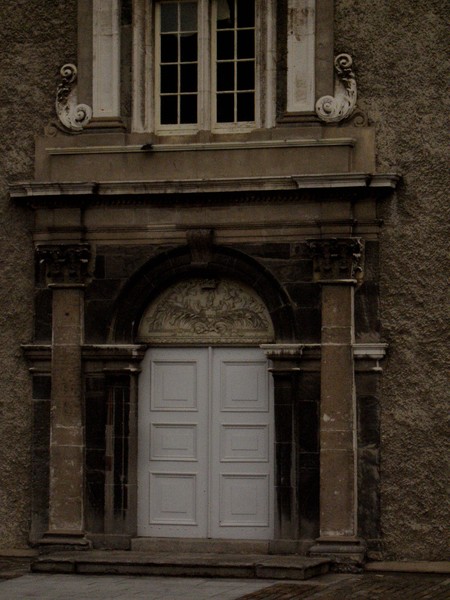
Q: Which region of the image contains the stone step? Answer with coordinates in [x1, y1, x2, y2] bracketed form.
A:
[32, 551, 330, 580]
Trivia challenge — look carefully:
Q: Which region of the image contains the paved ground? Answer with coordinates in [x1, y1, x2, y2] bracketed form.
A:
[0, 572, 448, 600]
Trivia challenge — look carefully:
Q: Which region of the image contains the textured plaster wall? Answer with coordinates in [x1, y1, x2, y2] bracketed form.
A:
[0, 0, 77, 548]
[335, 0, 449, 559]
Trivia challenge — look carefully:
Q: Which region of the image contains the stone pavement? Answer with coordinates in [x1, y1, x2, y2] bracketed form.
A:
[0, 572, 449, 599]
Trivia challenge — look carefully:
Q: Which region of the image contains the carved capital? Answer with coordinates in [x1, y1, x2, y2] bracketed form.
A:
[308, 238, 364, 284]
[315, 54, 357, 123]
[186, 229, 214, 266]
[56, 64, 92, 132]
[36, 244, 91, 285]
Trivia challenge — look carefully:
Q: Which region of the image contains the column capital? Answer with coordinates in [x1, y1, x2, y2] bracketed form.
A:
[307, 238, 364, 285]
[36, 244, 91, 286]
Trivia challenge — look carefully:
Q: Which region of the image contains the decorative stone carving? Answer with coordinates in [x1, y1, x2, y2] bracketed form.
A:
[315, 54, 357, 123]
[308, 238, 364, 284]
[56, 64, 92, 132]
[186, 229, 214, 266]
[138, 278, 274, 344]
[36, 244, 91, 285]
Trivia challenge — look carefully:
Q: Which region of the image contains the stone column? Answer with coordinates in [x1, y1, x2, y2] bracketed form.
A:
[308, 239, 366, 566]
[37, 244, 91, 549]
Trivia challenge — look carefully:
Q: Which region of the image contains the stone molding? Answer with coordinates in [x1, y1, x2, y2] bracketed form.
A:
[353, 342, 388, 371]
[55, 64, 92, 132]
[137, 277, 274, 345]
[308, 238, 364, 284]
[9, 173, 400, 202]
[36, 244, 91, 285]
[316, 54, 357, 123]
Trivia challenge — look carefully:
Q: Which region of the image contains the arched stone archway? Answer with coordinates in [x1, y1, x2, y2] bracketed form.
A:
[110, 245, 296, 344]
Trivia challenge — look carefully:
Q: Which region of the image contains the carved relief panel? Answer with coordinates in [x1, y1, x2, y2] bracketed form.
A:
[137, 278, 274, 345]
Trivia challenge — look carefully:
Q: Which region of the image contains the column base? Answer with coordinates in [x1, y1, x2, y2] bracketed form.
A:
[38, 531, 92, 554]
[309, 537, 366, 572]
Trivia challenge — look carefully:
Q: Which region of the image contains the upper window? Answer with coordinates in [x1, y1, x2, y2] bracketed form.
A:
[155, 0, 259, 133]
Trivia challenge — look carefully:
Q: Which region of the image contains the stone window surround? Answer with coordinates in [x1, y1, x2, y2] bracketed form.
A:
[76, 0, 335, 132]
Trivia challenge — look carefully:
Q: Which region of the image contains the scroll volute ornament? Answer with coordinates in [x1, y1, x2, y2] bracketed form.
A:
[315, 54, 357, 123]
[56, 64, 92, 132]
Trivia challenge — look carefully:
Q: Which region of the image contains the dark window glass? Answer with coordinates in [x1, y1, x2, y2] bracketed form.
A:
[217, 93, 234, 122]
[217, 0, 234, 29]
[180, 32, 197, 61]
[237, 29, 254, 59]
[237, 0, 254, 28]
[180, 63, 197, 92]
[237, 60, 254, 90]
[180, 94, 197, 123]
[160, 3, 177, 32]
[237, 92, 254, 121]
[160, 64, 178, 93]
[161, 34, 178, 63]
[161, 95, 178, 123]
[180, 2, 197, 31]
[217, 62, 234, 91]
[217, 31, 235, 60]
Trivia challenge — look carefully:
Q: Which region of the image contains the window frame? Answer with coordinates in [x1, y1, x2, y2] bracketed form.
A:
[132, 0, 274, 135]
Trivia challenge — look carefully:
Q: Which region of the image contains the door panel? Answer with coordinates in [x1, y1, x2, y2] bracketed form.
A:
[138, 348, 208, 537]
[138, 347, 273, 539]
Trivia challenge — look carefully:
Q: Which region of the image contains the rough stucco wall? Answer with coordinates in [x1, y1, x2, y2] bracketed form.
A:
[0, 0, 77, 548]
[336, 0, 449, 559]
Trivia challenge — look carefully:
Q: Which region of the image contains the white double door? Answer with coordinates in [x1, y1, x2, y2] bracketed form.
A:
[138, 347, 274, 539]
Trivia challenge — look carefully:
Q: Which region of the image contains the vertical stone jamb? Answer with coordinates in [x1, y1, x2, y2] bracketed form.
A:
[37, 244, 91, 549]
[308, 238, 366, 567]
[261, 344, 303, 548]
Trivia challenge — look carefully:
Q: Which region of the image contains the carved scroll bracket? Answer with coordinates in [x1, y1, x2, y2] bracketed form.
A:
[56, 64, 92, 132]
[308, 238, 364, 285]
[36, 244, 92, 286]
[315, 54, 357, 123]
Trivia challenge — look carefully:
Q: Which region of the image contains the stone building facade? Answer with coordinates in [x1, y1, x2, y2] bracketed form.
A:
[0, 0, 447, 565]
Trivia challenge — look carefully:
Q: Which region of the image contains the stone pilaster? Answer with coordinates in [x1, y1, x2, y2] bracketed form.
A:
[307, 239, 366, 568]
[36, 244, 91, 550]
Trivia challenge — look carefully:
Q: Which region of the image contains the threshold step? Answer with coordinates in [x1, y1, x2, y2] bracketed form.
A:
[32, 551, 330, 580]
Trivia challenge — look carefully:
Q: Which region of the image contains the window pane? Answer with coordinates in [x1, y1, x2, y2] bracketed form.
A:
[180, 32, 197, 62]
[160, 3, 178, 32]
[160, 64, 178, 93]
[237, 0, 254, 28]
[180, 2, 197, 31]
[217, 93, 234, 122]
[180, 64, 197, 92]
[217, 0, 234, 29]
[180, 94, 197, 123]
[237, 61, 254, 90]
[237, 92, 254, 121]
[161, 95, 178, 124]
[161, 34, 178, 63]
[237, 30, 254, 59]
[217, 31, 235, 60]
[217, 62, 234, 92]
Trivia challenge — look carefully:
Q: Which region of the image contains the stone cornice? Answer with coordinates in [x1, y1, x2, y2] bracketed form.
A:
[9, 173, 400, 202]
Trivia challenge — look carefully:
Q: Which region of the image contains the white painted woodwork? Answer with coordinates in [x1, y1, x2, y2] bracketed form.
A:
[138, 347, 273, 539]
[92, 0, 121, 118]
[287, 0, 316, 113]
